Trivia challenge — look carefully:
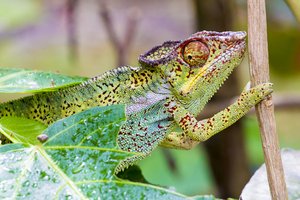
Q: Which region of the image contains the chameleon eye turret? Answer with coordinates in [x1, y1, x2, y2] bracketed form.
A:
[182, 40, 209, 67]
[138, 41, 180, 67]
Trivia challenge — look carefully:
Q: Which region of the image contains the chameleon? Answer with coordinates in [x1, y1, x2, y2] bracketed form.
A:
[0, 31, 272, 165]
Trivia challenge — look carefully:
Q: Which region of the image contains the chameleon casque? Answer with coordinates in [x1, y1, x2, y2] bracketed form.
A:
[0, 31, 272, 166]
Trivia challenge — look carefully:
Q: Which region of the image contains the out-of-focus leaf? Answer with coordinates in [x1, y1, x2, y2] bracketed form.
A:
[0, 68, 87, 93]
[0, 105, 217, 199]
[0, 0, 40, 27]
[241, 148, 300, 200]
[285, 0, 300, 23]
[268, 28, 300, 75]
[0, 117, 47, 144]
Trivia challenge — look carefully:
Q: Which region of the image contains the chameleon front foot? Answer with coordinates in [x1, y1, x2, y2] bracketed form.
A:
[160, 131, 199, 150]
[162, 82, 273, 149]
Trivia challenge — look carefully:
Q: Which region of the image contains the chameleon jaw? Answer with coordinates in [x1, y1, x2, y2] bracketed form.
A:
[181, 31, 247, 97]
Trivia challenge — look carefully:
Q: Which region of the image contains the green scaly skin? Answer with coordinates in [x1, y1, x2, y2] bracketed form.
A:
[0, 31, 272, 170]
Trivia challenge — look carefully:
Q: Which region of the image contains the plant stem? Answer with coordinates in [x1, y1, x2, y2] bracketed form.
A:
[247, 0, 288, 199]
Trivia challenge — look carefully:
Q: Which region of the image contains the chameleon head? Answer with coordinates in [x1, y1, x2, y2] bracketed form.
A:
[139, 31, 246, 113]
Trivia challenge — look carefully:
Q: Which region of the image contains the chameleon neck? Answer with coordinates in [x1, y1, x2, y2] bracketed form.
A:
[0, 66, 164, 124]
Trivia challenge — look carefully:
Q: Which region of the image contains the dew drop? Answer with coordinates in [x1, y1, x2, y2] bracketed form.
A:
[23, 180, 30, 187]
[87, 117, 94, 123]
[39, 171, 49, 180]
[65, 194, 73, 200]
[72, 162, 85, 174]
[32, 182, 38, 188]
[43, 175, 49, 181]
[83, 119, 88, 126]
[86, 135, 92, 140]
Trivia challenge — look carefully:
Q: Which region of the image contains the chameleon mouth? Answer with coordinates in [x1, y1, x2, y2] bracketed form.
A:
[202, 32, 246, 77]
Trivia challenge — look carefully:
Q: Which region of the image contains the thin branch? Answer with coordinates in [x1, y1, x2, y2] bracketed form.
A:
[247, 0, 288, 199]
[99, 2, 120, 50]
[66, 0, 79, 67]
[122, 7, 139, 55]
[161, 149, 178, 175]
[99, 1, 139, 66]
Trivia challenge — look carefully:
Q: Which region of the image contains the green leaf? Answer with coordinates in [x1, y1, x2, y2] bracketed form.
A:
[0, 68, 88, 93]
[0, 1, 40, 28]
[0, 105, 214, 199]
[0, 117, 47, 144]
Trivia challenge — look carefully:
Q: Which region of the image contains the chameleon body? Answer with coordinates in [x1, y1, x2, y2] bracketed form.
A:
[0, 31, 272, 164]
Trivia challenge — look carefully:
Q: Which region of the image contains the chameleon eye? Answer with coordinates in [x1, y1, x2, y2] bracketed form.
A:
[182, 41, 209, 67]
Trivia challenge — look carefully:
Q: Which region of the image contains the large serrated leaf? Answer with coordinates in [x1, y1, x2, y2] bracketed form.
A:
[0, 105, 215, 199]
[0, 68, 88, 93]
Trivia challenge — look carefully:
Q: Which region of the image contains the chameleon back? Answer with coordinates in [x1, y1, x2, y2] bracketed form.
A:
[0, 66, 164, 124]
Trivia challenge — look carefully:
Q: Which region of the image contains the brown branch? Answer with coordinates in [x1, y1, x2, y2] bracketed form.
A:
[272, 94, 300, 110]
[99, 1, 139, 66]
[247, 1, 288, 199]
[161, 149, 178, 175]
[66, 0, 79, 67]
[99, 2, 120, 50]
[122, 7, 139, 56]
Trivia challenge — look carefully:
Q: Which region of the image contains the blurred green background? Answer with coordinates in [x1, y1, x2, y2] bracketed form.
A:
[0, 0, 299, 198]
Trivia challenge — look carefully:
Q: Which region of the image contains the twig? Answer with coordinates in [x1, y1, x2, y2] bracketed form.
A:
[161, 149, 178, 175]
[99, 2, 119, 50]
[99, 1, 139, 66]
[66, 0, 79, 67]
[122, 7, 139, 57]
[247, 0, 288, 199]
